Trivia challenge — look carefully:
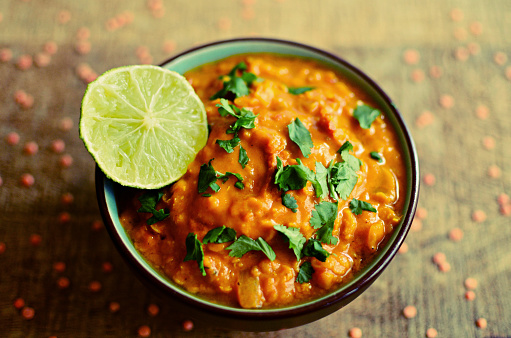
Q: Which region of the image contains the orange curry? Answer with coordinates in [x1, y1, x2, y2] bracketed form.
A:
[118, 54, 406, 309]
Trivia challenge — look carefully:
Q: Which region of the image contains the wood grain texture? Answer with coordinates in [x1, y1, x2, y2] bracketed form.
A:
[1, 0, 510, 337]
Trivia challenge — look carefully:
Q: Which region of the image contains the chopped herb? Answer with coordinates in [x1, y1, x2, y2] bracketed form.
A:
[137, 190, 169, 225]
[210, 62, 259, 100]
[302, 238, 330, 262]
[349, 199, 377, 215]
[327, 160, 358, 201]
[281, 192, 298, 213]
[203, 226, 237, 244]
[216, 99, 258, 135]
[337, 141, 362, 172]
[216, 137, 241, 153]
[370, 151, 383, 163]
[353, 104, 381, 129]
[312, 161, 329, 199]
[226, 235, 276, 261]
[184, 233, 206, 276]
[311, 201, 339, 245]
[274, 224, 306, 261]
[198, 159, 221, 194]
[288, 86, 315, 95]
[297, 261, 314, 283]
[218, 171, 244, 189]
[288, 118, 314, 158]
[239, 145, 249, 168]
[274, 157, 315, 192]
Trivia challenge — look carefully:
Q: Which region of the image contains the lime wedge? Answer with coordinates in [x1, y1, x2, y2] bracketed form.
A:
[79, 65, 208, 189]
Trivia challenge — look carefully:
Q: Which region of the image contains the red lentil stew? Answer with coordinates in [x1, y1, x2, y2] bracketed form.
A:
[118, 53, 406, 309]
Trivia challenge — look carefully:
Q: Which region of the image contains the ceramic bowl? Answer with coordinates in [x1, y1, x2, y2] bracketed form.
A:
[96, 37, 419, 332]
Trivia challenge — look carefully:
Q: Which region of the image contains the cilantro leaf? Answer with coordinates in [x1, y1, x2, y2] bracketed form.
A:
[281, 192, 298, 213]
[353, 104, 381, 129]
[288, 86, 315, 95]
[337, 141, 362, 172]
[210, 62, 258, 100]
[217, 171, 244, 189]
[198, 159, 220, 194]
[226, 235, 276, 261]
[216, 98, 238, 117]
[312, 161, 329, 199]
[203, 226, 237, 244]
[137, 190, 169, 225]
[216, 137, 241, 153]
[274, 224, 306, 261]
[288, 118, 314, 158]
[297, 261, 314, 283]
[310, 201, 339, 245]
[302, 238, 330, 262]
[184, 233, 206, 276]
[228, 108, 257, 134]
[327, 161, 358, 201]
[338, 140, 353, 153]
[349, 199, 377, 215]
[239, 145, 249, 168]
[274, 157, 315, 192]
[370, 151, 383, 163]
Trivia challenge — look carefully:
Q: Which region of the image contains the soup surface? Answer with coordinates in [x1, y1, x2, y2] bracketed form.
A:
[118, 53, 406, 308]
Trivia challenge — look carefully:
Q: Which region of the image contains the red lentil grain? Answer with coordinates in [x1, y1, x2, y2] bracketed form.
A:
[109, 301, 120, 313]
[74, 41, 91, 55]
[59, 212, 71, 223]
[138, 325, 151, 337]
[482, 136, 496, 150]
[476, 105, 489, 119]
[465, 290, 476, 301]
[20, 173, 35, 187]
[438, 261, 451, 272]
[349, 327, 362, 338]
[402, 305, 417, 319]
[505, 66, 511, 81]
[450, 8, 463, 21]
[59, 154, 73, 168]
[439, 94, 455, 108]
[410, 69, 425, 83]
[454, 46, 469, 61]
[0, 242, 5, 254]
[242, 7, 255, 20]
[469, 21, 483, 36]
[398, 242, 408, 254]
[89, 281, 102, 292]
[487, 165, 501, 179]
[472, 210, 487, 223]
[464, 277, 478, 290]
[433, 252, 446, 265]
[16, 54, 33, 70]
[61, 192, 74, 205]
[13, 298, 25, 309]
[147, 303, 160, 316]
[29, 234, 42, 246]
[23, 141, 39, 155]
[476, 318, 487, 329]
[423, 173, 436, 186]
[497, 193, 509, 206]
[6, 132, 21, 145]
[0, 48, 13, 62]
[44, 41, 58, 55]
[448, 227, 464, 242]
[416, 207, 428, 220]
[76, 27, 91, 40]
[102, 262, 113, 273]
[53, 261, 66, 272]
[59, 117, 74, 131]
[411, 218, 422, 232]
[218, 17, 232, 30]
[51, 139, 66, 153]
[403, 49, 420, 65]
[34, 52, 51, 67]
[21, 307, 35, 320]
[162, 40, 176, 54]
[91, 220, 103, 231]
[494, 52, 507, 66]
[415, 111, 434, 128]
[57, 276, 70, 289]
[426, 328, 438, 338]
[182, 320, 194, 331]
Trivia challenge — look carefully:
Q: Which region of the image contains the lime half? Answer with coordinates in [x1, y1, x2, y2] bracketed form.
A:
[80, 65, 208, 189]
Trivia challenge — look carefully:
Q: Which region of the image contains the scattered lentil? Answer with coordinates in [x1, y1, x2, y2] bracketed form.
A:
[448, 227, 464, 242]
[416, 207, 428, 220]
[29, 234, 42, 246]
[423, 173, 436, 186]
[475, 105, 489, 120]
[403, 305, 417, 318]
[432, 252, 446, 265]
[411, 218, 422, 232]
[494, 52, 507, 66]
[23, 141, 39, 155]
[57, 10, 71, 24]
[450, 8, 464, 21]
[59, 117, 74, 131]
[218, 17, 232, 30]
[426, 328, 438, 338]
[403, 49, 420, 65]
[439, 94, 455, 108]
[410, 69, 425, 82]
[59, 154, 73, 168]
[102, 262, 113, 273]
[487, 165, 501, 178]
[454, 46, 469, 61]
[398, 242, 408, 254]
[53, 261, 66, 272]
[57, 276, 70, 289]
[34, 52, 51, 67]
[109, 301, 121, 313]
[162, 40, 176, 54]
[20, 173, 35, 187]
[147, 303, 160, 316]
[0, 242, 5, 254]
[61, 192, 74, 205]
[465, 290, 476, 301]
[91, 220, 103, 231]
[89, 281, 102, 292]
[472, 210, 487, 223]
[349, 327, 362, 338]
[59, 212, 71, 223]
[182, 320, 194, 331]
[429, 65, 442, 78]
[476, 318, 487, 329]
[0, 48, 13, 62]
[415, 111, 434, 128]
[464, 277, 478, 290]
[453, 27, 467, 40]
[75, 41, 91, 55]
[44, 41, 58, 55]
[138, 325, 151, 337]
[469, 21, 483, 36]
[16, 54, 33, 70]
[467, 42, 480, 55]
[51, 139, 66, 153]
[21, 306, 35, 320]
[6, 132, 21, 145]
[439, 261, 451, 272]
[13, 298, 25, 309]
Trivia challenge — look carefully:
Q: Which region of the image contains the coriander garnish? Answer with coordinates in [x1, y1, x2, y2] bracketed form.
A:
[274, 224, 306, 261]
[287, 86, 315, 95]
[137, 190, 169, 225]
[210, 62, 259, 100]
[288, 118, 314, 158]
[296, 261, 314, 284]
[349, 199, 377, 215]
[353, 104, 381, 129]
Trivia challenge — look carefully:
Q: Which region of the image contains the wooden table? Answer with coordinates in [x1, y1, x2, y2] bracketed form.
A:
[1, 0, 510, 336]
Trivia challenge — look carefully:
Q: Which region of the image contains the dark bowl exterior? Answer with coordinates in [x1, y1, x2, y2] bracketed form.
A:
[95, 37, 420, 332]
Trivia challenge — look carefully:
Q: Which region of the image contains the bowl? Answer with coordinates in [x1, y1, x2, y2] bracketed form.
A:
[96, 37, 420, 331]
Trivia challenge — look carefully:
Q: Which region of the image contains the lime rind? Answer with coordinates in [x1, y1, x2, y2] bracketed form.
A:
[80, 65, 208, 189]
